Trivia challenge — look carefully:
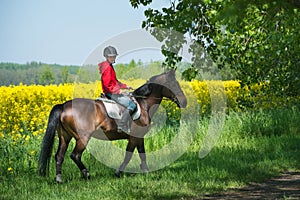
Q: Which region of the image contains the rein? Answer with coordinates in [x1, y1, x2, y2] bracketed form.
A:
[131, 93, 178, 104]
[131, 94, 165, 100]
[129, 75, 181, 103]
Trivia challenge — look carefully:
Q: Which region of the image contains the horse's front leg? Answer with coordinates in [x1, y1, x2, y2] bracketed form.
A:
[115, 140, 135, 177]
[137, 138, 149, 173]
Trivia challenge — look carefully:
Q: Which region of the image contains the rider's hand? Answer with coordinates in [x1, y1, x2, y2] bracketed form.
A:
[126, 86, 133, 90]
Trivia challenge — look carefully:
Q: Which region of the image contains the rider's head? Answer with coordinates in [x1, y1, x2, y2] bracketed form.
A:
[103, 46, 118, 64]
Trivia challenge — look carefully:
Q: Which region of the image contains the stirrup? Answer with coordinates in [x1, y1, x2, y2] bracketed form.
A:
[117, 124, 130, 134]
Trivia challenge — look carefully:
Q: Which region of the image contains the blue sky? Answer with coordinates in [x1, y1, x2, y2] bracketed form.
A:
[0, 0, 168, 65]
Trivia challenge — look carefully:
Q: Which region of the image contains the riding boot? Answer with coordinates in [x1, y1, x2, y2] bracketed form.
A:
[117, 109, 132, 134]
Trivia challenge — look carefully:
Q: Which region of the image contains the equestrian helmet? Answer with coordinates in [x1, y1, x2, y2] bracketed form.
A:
[103, 46, 118, 57]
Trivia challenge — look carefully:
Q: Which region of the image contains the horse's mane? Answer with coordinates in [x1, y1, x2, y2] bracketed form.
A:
[132, 82, 152, 97]
[132, 71, 171, 97]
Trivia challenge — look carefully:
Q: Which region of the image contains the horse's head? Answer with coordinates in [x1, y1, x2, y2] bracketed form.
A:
[149, 70, 187, 108]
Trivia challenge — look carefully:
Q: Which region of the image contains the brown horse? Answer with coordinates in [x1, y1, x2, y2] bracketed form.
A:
[38, 70, 187, 183]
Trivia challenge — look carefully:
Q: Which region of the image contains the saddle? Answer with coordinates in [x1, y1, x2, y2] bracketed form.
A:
[96, 94, 141, 120]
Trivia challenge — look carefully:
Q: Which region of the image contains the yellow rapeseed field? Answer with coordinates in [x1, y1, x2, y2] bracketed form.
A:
[0, 83, 73, 141]
[0, 80, 298, 142]
[1, 79, 299, 174]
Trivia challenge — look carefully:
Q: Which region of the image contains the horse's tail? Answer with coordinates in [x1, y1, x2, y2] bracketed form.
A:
[38, 104, 63, 176]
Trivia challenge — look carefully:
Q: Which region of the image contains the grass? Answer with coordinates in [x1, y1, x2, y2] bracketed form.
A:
[1, 106, 300, 200]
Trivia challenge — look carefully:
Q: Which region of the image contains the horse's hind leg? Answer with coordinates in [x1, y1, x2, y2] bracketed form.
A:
[70, 136, 91, 180]
[55, 128, 72, 183]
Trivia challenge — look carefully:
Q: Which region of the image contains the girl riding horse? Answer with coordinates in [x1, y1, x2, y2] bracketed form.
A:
[38, 70, 187, 183]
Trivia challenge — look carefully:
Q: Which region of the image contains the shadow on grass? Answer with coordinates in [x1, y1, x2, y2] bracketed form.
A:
[151, 134, 300, 199]
[1, 134, 299, 200]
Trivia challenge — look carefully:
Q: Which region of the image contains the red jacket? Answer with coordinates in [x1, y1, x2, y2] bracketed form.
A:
[98, 61, 127, 94]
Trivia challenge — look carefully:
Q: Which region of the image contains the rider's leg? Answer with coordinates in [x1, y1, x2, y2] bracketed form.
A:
[117, 109, 132, 133]
[110, 94, 137, 133]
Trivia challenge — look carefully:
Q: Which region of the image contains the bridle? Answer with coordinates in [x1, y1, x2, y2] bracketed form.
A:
[131, 79, 183, 105]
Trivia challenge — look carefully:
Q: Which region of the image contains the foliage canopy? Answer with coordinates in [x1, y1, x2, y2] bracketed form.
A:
[130, 0, 300, 96]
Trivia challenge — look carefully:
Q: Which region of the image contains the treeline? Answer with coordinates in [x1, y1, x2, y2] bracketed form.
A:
[0, 60, 166, 86]
[0, 60, 234, 86]
[0, 62, 81, 86]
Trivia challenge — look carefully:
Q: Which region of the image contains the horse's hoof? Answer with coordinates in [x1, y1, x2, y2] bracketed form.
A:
[115, 170, 122, 178]
[55, 174, 63, 183]
[83, 174, 91, 180]
[140, 163, 149, 173]
[81, 169, 91, 180]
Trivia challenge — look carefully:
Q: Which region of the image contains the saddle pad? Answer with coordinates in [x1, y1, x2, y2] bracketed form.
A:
[96, 97, 141, 120]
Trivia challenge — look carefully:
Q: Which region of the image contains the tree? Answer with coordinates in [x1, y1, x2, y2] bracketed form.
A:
[115, 59, 139, 79]
[130, 0, 300, 96]
[39, 65, 55, 85]
[212, 1, 300, 96]
[62, 66, 69, 84]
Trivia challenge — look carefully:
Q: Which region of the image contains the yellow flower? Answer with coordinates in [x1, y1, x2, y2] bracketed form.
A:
[7, 167, 13, 173]
[25, 135, 30, 141]
[30, 150, 35, 155]
[32, 131, 39, 136]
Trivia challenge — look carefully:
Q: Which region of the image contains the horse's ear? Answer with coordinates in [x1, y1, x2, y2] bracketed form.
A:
[168, 69, 175, 76]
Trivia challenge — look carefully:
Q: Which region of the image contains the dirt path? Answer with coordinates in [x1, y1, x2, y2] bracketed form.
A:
[201, 171, 300, 200]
